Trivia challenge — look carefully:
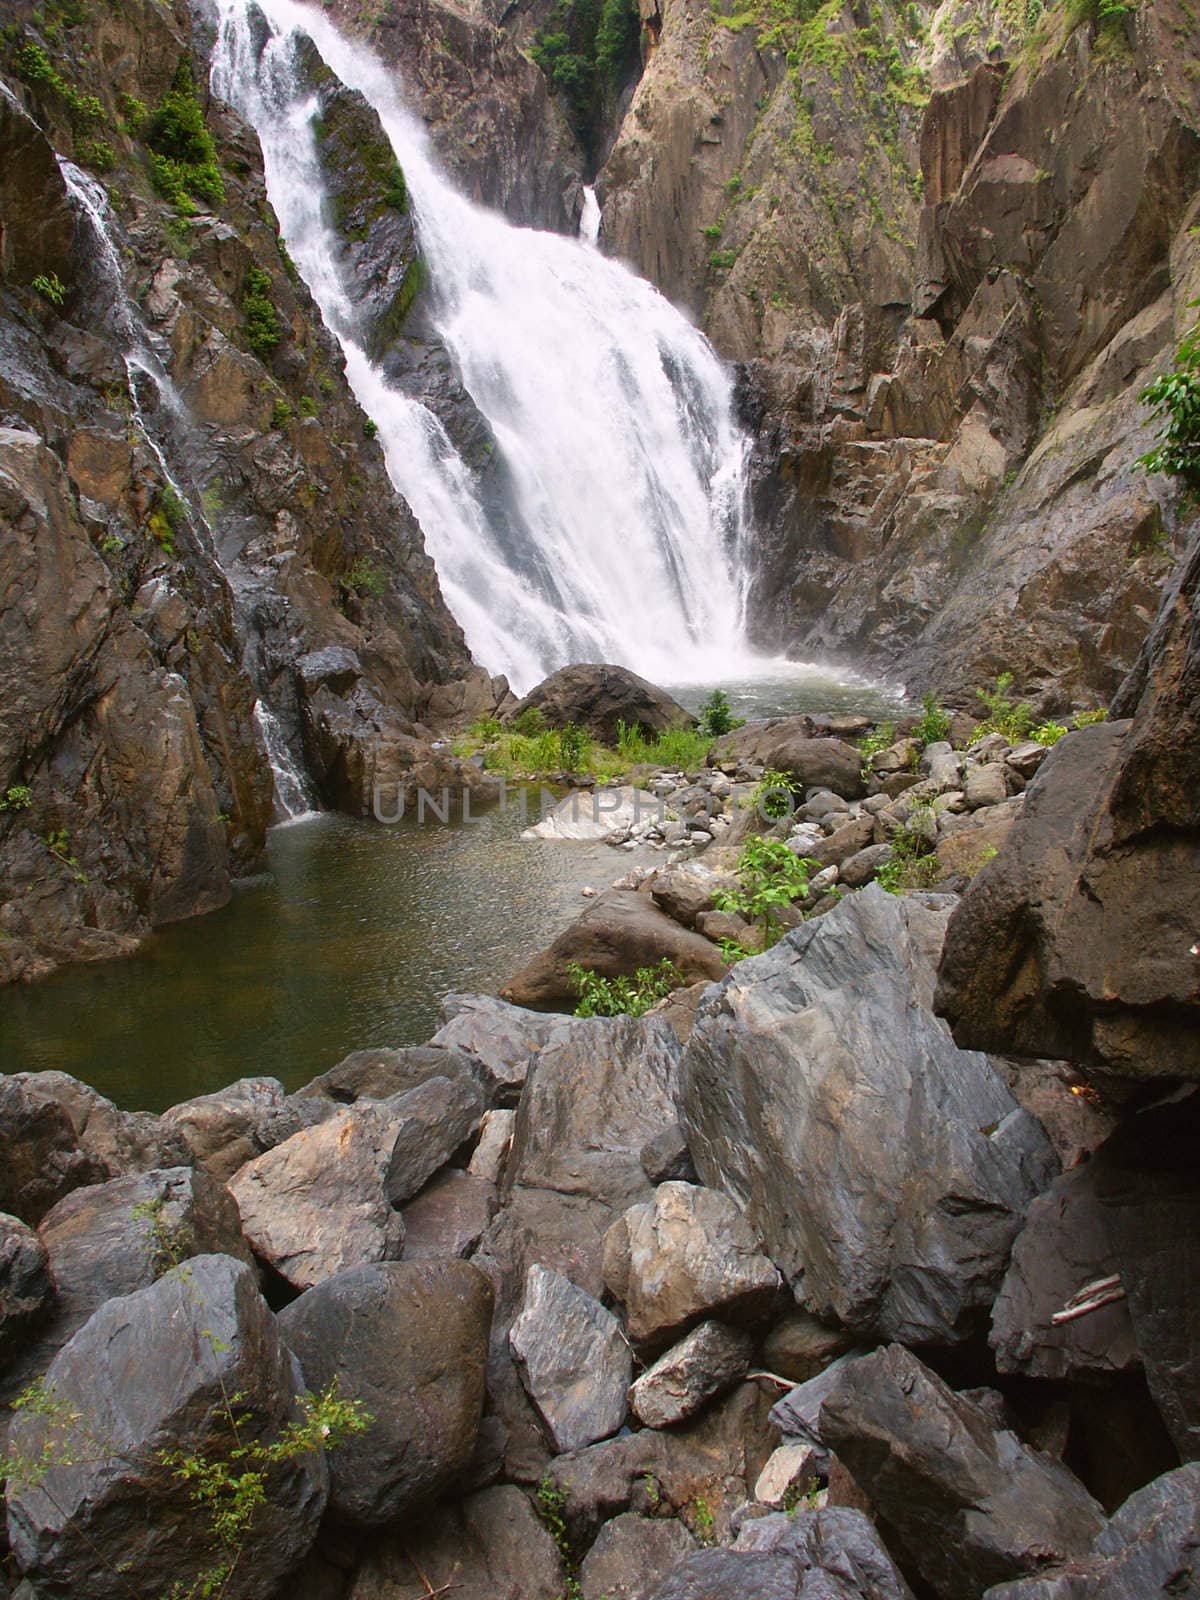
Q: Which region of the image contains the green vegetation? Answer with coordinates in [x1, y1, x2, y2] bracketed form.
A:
[144, 58, 225, 215]
[558, 722, 589, 771]
[697, 687, 744, 738]
[454, 716, 712, 782]
[14, 39, 103, 128]
[530, 0, 641, 157]
[298, 396, 318, 418]
[911, 691, 950, 746]
[877, 806, 937, 894]
[688, 1494, 716, 1546]
[536, 1475, 582, 1600]
[362, 417, 379, 439]
[270, 396, 292, 429]
[857, 719, 895, 780]
[1031, 719, 1067, 746]
[75, 135, 115, 171]
[44, 828, 86, 884]
[147, 486, 186, 556]
[715, 835, 816, 946]
[241, 267, 282, 360]
[341, 556, 387, 599]
[747, 766, 798, 820]
[31, 272, 67, 307]
[567, 958, 683, 1017]
[973, 674, 1034, 743]
[1139, 310, 1200, 501]
[0, 785, 32, 812]
[1074, 707, 1109, 727]
[614, 720, 714, 771]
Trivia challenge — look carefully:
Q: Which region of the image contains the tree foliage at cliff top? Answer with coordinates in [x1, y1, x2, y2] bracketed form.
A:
[530, 0, 641, 157]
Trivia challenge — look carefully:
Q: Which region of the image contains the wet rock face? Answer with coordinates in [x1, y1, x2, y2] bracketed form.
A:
[0, 1214, 53, 1373]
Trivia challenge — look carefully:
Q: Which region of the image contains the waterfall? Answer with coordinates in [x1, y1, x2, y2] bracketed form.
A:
[210, 0, 765, 696]
[57, 156, 318, 821]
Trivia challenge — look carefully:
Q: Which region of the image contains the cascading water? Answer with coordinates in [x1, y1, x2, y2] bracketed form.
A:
[210, 0, 764, 696]
[56, 156, 318, 820]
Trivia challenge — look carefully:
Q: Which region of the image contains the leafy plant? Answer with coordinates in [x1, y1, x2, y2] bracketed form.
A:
[536, 1474, 581, 1598]
[858, 720, 895, 780]
[714, 836, 815, 946]
[44, 828, 87, 884]
[911, 691, 950, 746]
[1138, 310, 1200, 500]
[31, 271, 67, 306]
[75, 135, 115, 171]
[1, 785, 32, 811]
[558, 722, 589, 771]
[511, 706, 547, 737]
[241, 266, 281, 359]
[1074, 707, 1109, 727]
[1032, 720, 1067, 746]
[14, 39, 102, 126]
[697, 688, 744, 737]
[144, 58, 225, 214]
[362, 417, 378, 439]
[566, 958, 682, 1017]
[270, 397, 292, 429]
[341, 556, 387, 598]
[688, 1494, 716, 1546]
[530, 0, 640, 157]
[877, 807, 937, 894]
[973, 673, 1034, 743]
[751, 767, 798, 820]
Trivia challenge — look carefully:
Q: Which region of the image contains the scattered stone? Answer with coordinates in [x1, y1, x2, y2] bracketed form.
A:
[228, 1102, 406, 1289]
[754, 1444, 824, 1509]
[433, 994, 575, 1103]
[161, 1077, 287, 1180]
[651, 864, 732, 928]
[838, 841, 892, 887]
[401, 1168, 497, 1259]
[278, 1259, 491, 1527]
[580, 1513, 698, 1600]
[510, 1264, 632, 1452]
[1004, 740, 1049, 781]
[819, 1344, 1105, 1600]
[681, 887, 1058, 1344]
[468, 1107, 516, 1181]
[809, 815, 875, 869]
[603, 1182, 780, 1347]
[0, 1214, 53, 1373]
[965, 762, 1011, 809]
[6, 1255, 327, 1600]
[629, 1321, 753, 1429]
[384, 1075, 484, 1205]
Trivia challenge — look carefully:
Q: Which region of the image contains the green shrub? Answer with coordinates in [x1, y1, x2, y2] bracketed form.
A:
[1, 785, 32, 812]
[298, 395, 317, 418]
[750, 766, 798, 820]
[858, 720, 895, 780]
[566, 958, 682, 1018]
[362, 417, 378, 439]
[511, 706, 547, 737]
[14, 39, 102, 126]
[242, 266, 281, 359]
[558, 722, 589, 771]
[1139, 312, 1200, 501]
[877, 806, 938, 894]
[270, 396, 292, 429]
[1032, 720, 1067, 746]
[974, 673, 1034, 743]
[1073, 707, 1109, 727]
[697, 688, 744, 737]
[715, 836, 816, 946]
[75, 135, 115, 170]
[31, 271, 67, 306]
[341, 555, 387, 598]
[911, 691, 950, 746]
[144, 61, 225, 213]
[530, 0, 640, 157]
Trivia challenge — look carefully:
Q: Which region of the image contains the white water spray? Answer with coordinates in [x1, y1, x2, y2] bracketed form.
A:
[211, 0, 766, 695]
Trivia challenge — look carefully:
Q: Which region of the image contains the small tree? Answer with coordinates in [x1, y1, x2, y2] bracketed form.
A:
[714, 836, 817, 947]
[1139, 313, 1200, 500]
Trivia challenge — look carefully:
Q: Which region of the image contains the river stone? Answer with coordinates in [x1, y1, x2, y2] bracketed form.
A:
[401, 1168, 497, 1259]
[650, 864, 734, 929]
[630, 1320, 753, 1429]
[964, 761, 1011, 808]
[731, 1506, 916, 1599]
[345, 1483, 565, 1600]
[990, 1165, 1139, 1382]
[277, 1259, 491, 1527]
[5, 1255, 327, 1600]
[161, 1077, 287, 1181]
[580, 1513, 698, 1600]
[432, 994, 576, 1103]
[228, 1101, 406, 1289]
[604, 1183, 780, 1347]
[762, 1313, 855, 1384]
[0, 1214, 53, 1372]
[383, 1075, 484, 1205]
[981, 1462, 1200, 1599]
[819, 1344, 1106, 1600]
[754, 1443, 823, 1509]
[714, 719, 867, 800]
[504, 663, 695, 745]
[297, 1044, 483, 1104]
[680, 886, 1058, 1345]
[510, 1264, 631, 1452]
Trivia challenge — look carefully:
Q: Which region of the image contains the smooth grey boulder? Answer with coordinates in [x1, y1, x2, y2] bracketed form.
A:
[297, 1044, 483, 1105]
[733, 1505, 916, 1599]
[510, 1264, 631, 1452]
[0, 1213, 53, 1372]
[345, 1483, 565, 1599]
[401, 1169, 497, 1259]
[603, 1182, 780, 1347]
[5, 1255, 327, 1600]
[629, 1320, 752, 1428]
[982, 1463, 1200, 1598]
[681, 887, 1058, 1344]
[228, 1101, 406, 1289]
[432, 994, 576, 1103]
[819, 1344, 1105, 1600]
[383, 1075, 484, 1205]
[278, 1259, 492, 1527]
[580, 1513, 698, 1600]
[991, 1165, 1139, 1381]
[161, 1077, 287, 1181]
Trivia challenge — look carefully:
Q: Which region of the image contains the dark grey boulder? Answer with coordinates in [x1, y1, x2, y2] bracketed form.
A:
[603, 1182, 780, 1347]
[161, 1077, 287, 1180]
[762, 1312, 855, 1384]
[510, 1263, 631, 1452]
[629, 1321, 753, 1429]
[982, 1462, 1200, 1598]
[5, 1254, 327, 1599]
[0, 1214, 53, 1372]
[402, 1169, 497, 1259]
[641, 1124, 696, 1185]
[502, 662, 695, 745]
[580, 1513, 697, 1600]
[383, 1075, 484, 1205]
[819, 1344, 1105, 1600]
[0, 1077, 105, 1225]
[990, 1165, 1139, 1381]
[344, 1483, 565, 1599]
[713, 718, 867, 800]
[431, 994, 577, 1104]
[278, 1259, 492, 1528]
[297, 1043, 483, 1104]
[733, 1505, 916, 1599]
[769, 1353, 868, 1467]
[681, 886, 1058, 1344]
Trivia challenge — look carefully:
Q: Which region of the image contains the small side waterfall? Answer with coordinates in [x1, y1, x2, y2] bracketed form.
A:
[57, 156, 317, 821]
[211, 0, 763, 696]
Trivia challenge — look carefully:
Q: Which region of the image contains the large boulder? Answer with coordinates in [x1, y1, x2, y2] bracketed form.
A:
[345, 1484, 565, 1600]
[228, 1102, 406, 1289]
[713, 718, 866, 800]
[5, 1255, 327, 1599]
[982, 1463, 1200, 1599]
[161, 1077, 288, 1180]
[603, 1182, 780, 1347]
[936, 532, 1200, 1083]
[680, 887, 1058, 1344]
[580, 1513, 697, 1600]
[277, 1259, 492, 1527]
[431, 993, 576, 1103]
[297, 1043, 483, 1104]
[0, 1214, 53, 1373]
[628, 1321, 753, 1429]
[819, 1345, 1106, 1600]
[503, 663, 695, 745]
[383, 1075, 483, 1204]
[509, 1264, 632, 1452]
[501, 886, 727, 1011]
